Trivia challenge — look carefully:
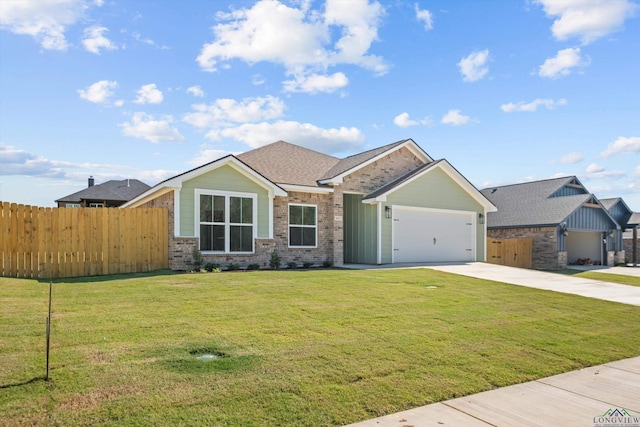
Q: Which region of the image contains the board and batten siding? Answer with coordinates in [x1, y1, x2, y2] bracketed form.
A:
[179, 165, 270, 238]
[343, 194, 378, 264]
[381, 167, 485, 263]
[558, 205, 619, 252]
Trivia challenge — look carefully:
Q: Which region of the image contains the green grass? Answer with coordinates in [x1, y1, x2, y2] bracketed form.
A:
[554, 269, 640, 287]
[2, 268, 640, 426]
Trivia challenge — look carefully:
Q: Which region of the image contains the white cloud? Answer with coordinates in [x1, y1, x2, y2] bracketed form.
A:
[282, 72, 348, 94]
[187, 85, 205, 98]
[538, 47, 588, 78]
[82, 25, 117, 54]
[188, 147, 239, 166]
[134, 84, 163, 104]
[204, 120, 365, 154]
[77, 80, 118, 104]
[0, 0, 93, 50]
[441, 109, 472, 126]
[600, 136, 640, 158]
[554, 152, 584, 164]
[393, 112, 432, 128]
[0, 143, 65, 177]
[415, 4, 433, 31]
[196, 0, 387, 93]
[252, 74, 266, 86]
[120, 112, 185, 143]
[458, 49, 490, 82]
[585, 162, 625, 179]
[501, 98, 568, 112]
[183, 96, 286, 128]
[534, 0, 639, 44]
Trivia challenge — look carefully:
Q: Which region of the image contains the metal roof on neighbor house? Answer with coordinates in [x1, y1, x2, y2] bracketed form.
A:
[56, 179, 150, 203]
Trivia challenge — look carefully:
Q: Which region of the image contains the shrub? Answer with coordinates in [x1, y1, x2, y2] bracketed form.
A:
[269, 250, 282, 269]
[226, 263, 241, 271]
[204, 262, 220, 272]
[191, 247, 204, 272]
[247, 263, 260, 270]
[302, 261, 313, 269]
[287, 261, 297, 269]
[322, 260, 334, 268]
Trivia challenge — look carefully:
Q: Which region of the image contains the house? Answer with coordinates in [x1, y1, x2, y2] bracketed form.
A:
[56, 177, 150, 208]
[481, 176, 623, 270]
[123, 139, 496, 270]
[600, 198, 639, 265]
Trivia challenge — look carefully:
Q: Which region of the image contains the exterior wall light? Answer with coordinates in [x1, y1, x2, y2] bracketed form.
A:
[478, 213, 485, 224]
[385, 206, 392, 219]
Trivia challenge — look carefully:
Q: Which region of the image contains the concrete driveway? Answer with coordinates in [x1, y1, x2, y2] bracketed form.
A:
[345, 262, 640, 306]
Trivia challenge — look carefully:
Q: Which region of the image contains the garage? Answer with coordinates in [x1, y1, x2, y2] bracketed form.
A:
[392, 206, 476, 263]
[566, 231, 603, 265]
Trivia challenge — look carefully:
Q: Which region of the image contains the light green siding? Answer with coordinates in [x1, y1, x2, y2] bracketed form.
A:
[381, 167, 486, 263]
[344, 194, 378, 264]
[179, 165, 270, 238]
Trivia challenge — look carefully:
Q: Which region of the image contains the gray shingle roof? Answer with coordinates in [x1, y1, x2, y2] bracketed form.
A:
[237, 141, 340, 187]
[480, 177, 590, 228]
[56, 179, 150, 203]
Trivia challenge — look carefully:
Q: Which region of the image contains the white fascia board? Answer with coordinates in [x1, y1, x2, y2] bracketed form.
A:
[363, 160, 497, 211]
[318, 139, 433, 186]
[278, 184, 333, 194]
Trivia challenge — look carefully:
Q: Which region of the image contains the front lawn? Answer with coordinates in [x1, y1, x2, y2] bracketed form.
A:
[2, 268, 640, 426]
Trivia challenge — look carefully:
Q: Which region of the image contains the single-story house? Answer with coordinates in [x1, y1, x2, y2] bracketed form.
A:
[481, 176, 623, 269]
[123, 139, 496, 270]
[56, 177, 150, 208]
[601, 198, 639, 265]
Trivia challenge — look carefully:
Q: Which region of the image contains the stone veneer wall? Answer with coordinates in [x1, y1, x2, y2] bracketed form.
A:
[487, 226, 563, 269]
[624, 236, 639, 264]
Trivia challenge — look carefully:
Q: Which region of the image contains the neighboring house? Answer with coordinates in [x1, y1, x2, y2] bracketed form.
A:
[123, 139, 496, 270]
[56, 177, 150, 208]
[481, 176, 623, 270]
[601, 198, 640, 265]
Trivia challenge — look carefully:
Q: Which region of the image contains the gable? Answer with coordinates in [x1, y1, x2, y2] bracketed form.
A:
[383, 166, 486, 212]
[179, 164, 272, 238]
[363, 160, 495, 212]
[550, 177, 588, 197]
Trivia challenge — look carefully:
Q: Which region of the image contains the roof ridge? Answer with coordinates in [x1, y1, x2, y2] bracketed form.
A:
[483, 175, 574, 191]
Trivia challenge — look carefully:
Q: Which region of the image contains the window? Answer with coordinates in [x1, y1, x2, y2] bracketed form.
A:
[89, 203, 104, 208]
[289, 204, 317, 247]
[66, 203, 81, 208]
[198, 191, 255, 253]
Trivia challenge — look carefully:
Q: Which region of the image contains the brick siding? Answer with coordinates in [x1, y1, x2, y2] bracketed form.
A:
[488, 227, 564, 269]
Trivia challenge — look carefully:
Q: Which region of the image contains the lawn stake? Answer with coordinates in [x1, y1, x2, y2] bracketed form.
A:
[45, 280, 52, 381]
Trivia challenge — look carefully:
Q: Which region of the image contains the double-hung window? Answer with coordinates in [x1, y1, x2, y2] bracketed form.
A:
[198, 191, 255, 253]
[289, 204, 317, 247]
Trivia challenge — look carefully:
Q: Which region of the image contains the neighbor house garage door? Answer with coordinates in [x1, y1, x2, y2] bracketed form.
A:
[393, 206, 475, 263]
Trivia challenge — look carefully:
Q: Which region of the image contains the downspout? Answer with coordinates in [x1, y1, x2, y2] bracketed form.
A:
[377, 202, 382, 265]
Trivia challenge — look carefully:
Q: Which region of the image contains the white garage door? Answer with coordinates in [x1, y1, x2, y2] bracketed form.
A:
[393, 207, 475, 263]
[566, 231, 603, 264]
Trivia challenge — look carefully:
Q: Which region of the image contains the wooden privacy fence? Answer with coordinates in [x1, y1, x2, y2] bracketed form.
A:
[487, 237, 532, 269]
[0, 202, 168, 279]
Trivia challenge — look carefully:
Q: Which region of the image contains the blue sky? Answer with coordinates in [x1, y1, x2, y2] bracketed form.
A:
[1, 0, 639, 209]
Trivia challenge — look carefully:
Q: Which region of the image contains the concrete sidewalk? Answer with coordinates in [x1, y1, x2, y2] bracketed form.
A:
[344, 356, 640, 427]
[427, 263, 640, 306]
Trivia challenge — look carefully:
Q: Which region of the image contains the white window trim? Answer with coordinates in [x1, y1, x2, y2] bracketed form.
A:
[288, 203, 318, 249]
[89, 203, 104, 208]
[66, 203, 81, 208]
[195, 189, 257, 254]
